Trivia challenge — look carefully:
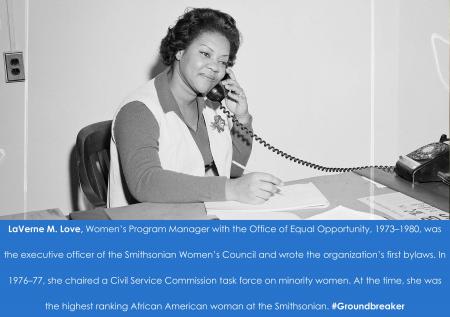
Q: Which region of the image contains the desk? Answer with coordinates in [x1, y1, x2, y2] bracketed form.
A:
[0, 209, 67, 220]
[354, 168, 449, 212]
[70, 203, 213, 220]
[70, 169, 448, 220]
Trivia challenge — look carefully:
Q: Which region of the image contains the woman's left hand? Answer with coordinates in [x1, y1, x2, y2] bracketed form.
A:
[222, 68, 251, 124]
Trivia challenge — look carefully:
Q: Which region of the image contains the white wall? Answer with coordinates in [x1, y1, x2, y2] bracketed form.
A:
[239, 0, 374, 178]
[397, 0, 448, 151]
[0, 0, 447, 213]
[0, 0, 26, 213]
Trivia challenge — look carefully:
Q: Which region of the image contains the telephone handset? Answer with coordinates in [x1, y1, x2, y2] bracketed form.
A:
[206, 73, 231, 103]
[206, 73, 393, 173]
[395, 135, 449, 183]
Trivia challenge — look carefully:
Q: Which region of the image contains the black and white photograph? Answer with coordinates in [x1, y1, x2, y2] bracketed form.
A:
[0, 0, 448, 219]
[0, 1, 448, 316]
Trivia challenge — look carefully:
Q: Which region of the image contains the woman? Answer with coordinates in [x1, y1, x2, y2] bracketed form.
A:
[108, 8, 282, 207]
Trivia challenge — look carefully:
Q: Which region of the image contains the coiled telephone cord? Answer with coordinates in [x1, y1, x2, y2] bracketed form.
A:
[219, 104, 394, 173]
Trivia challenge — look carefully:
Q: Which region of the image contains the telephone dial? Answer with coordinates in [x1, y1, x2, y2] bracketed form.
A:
[206, 74, 449, 184]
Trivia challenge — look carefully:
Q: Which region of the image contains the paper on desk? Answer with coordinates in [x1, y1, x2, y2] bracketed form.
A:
[359, 192, 448, 220]
[105, 203, 211, 220]
[205, 183, 329, 214]
[306, 206, 386, 220]
[210, 211, 300, 220]
[361, 176, 386, 188]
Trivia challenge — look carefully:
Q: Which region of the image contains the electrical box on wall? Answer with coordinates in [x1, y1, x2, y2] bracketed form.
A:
[4, 52, 25, 82]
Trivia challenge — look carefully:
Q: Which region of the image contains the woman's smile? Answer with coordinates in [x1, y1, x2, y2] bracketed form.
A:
[200, 73, 216, 81]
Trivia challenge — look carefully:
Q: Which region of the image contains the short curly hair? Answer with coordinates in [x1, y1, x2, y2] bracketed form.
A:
[160, 8, 241, 67]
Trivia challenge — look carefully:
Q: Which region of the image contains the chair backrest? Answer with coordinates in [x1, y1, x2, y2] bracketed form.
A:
[76, 120, 112, 208]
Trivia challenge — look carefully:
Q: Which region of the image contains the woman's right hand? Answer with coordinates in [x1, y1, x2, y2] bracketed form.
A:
[225, 173, 283, 204]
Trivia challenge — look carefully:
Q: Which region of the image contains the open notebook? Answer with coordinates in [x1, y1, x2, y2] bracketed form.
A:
[205, 183, 329, 216]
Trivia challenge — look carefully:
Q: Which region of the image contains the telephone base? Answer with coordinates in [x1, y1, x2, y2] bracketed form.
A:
[395, 154, 449, 183]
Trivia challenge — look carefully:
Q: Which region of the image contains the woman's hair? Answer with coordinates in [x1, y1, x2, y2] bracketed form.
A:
[160, 8, 241, 67]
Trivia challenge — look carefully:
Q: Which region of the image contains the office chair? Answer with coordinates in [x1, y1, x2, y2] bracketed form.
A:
[76, 120, 112, 208]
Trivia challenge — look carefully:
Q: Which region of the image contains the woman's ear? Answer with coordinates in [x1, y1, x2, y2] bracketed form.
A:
[175, 50, 184, 61]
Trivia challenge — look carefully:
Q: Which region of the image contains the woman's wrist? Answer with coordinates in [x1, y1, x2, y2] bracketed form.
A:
[235, 113, 251, 125]
[225, 179, 237, 201]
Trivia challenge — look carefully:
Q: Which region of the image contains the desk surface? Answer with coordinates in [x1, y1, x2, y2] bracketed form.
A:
[0, 209, 66, 220]
[69, 169, 448, 220]
[354, 168, 449, 212]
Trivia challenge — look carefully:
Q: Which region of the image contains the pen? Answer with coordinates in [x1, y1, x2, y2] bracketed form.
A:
[231, 161, 283, 195]
[232, 160, 247, 171]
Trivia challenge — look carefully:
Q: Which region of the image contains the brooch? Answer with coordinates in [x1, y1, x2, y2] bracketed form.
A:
[211, 115, 225, 133]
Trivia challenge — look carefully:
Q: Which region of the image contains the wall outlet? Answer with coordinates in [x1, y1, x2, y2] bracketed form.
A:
[4, 52, 25, 82]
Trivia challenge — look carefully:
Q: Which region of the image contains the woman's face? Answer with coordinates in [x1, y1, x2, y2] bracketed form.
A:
[177, 31, 230, 95]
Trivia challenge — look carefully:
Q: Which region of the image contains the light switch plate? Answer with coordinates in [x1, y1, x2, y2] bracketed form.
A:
[4, 52, 25, 82]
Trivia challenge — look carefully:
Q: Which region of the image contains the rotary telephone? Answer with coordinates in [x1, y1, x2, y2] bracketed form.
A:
[206, 74, 449, 184]
[395, 135, 449, 184]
